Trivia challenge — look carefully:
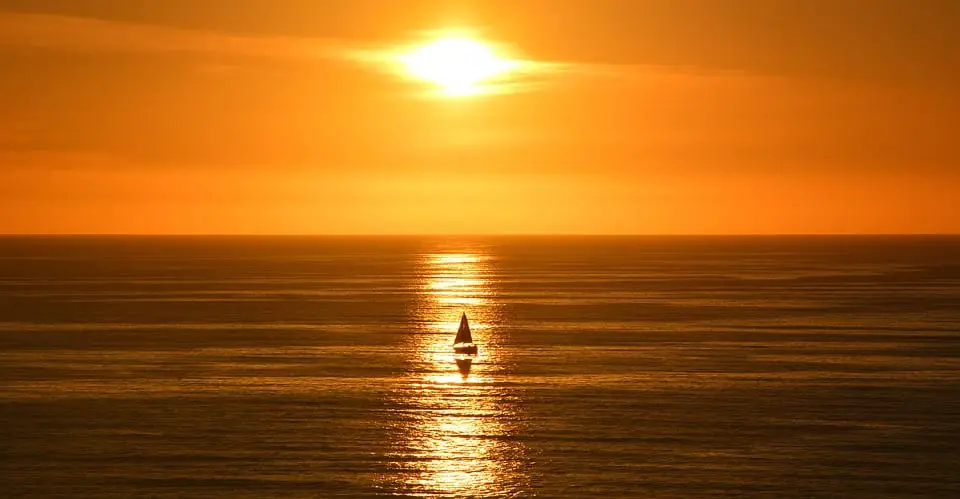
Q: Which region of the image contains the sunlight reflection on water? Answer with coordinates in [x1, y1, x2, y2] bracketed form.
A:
[382, 246, 529, 497]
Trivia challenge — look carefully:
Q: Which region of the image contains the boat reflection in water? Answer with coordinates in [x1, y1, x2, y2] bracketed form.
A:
[454, 356, 473, 380]
[383, 248, 529, 497]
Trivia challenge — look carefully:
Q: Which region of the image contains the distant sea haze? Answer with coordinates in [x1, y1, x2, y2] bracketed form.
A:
[2, 235, 959, 498]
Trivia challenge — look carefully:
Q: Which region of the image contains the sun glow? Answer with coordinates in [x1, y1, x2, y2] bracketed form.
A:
[400, 37, 518, 96]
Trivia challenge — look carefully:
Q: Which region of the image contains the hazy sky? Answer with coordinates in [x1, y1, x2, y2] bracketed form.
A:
[1, 0, 958, 234]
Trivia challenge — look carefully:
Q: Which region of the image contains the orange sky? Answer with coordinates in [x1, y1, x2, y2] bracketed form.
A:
[1, 0, 958, 234]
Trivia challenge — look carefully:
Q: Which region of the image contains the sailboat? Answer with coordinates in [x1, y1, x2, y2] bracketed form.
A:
[453, 312, 478, 355]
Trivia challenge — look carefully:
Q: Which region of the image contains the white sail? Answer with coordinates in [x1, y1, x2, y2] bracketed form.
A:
[453, 312, 473, 345]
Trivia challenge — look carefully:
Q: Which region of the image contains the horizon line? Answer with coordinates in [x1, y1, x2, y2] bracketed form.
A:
[1, 233, 958, 237]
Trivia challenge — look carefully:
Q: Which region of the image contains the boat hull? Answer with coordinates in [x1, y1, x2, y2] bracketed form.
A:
[453, 344, 478, 355]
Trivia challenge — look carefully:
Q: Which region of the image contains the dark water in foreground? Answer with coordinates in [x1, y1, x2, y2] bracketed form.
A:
[2, 236, 959, 498]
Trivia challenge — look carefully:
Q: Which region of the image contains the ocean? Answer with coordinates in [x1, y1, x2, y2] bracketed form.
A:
[2, 236, 959, 498]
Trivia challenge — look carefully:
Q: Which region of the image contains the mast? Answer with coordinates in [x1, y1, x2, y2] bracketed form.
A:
[453, 312, 473, 344]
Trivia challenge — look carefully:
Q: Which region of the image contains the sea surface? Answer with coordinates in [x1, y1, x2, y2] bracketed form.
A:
[2, 236, 959, 498]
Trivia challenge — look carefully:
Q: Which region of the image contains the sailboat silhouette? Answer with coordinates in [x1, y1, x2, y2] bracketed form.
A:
[453, 312, 478, 355]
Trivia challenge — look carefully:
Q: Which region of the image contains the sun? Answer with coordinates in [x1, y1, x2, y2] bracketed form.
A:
[399, 37, 517, 96]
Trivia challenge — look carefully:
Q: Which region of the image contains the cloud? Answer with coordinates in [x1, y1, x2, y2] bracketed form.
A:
[3, 1, 958, 85]
[0, 11, 352, 60]
[0, 10, 677, 81]
[0, 10, 579, 95]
